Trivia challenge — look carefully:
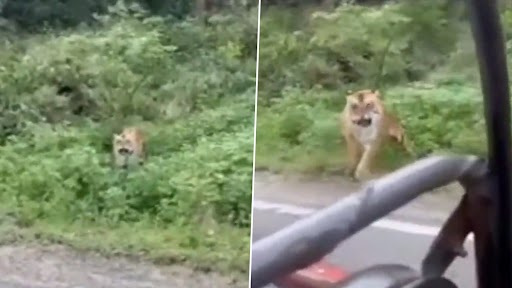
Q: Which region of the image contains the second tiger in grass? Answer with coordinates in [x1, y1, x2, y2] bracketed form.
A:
[112, 127, 146, 169]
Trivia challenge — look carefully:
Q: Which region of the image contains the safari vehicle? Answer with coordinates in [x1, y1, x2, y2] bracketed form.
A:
[250, 0, 512, 287]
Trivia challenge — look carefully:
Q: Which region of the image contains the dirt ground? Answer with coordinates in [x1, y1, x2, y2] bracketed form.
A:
[0, 244, 245, 288]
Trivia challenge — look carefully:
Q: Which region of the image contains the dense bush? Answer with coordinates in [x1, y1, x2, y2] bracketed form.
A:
[0, 3, 256, 273]
[256, 1, 508, 173]
[259, 0, 458, 103]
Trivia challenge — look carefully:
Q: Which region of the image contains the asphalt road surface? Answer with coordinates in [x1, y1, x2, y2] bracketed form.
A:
[251, 171, 476, 288]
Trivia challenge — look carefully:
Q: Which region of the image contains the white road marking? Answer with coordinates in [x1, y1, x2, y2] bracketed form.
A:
[252, 200, 474, 241]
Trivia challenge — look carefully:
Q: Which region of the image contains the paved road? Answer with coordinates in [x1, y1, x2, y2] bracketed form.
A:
[251, 172, 476, 288]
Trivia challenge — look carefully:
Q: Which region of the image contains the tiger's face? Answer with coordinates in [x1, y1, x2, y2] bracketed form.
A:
[345, 89, 384, 127]
[114, 134, 135, 156]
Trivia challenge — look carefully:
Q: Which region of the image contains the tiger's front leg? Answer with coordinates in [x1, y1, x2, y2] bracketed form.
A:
[344, 133, 364, 180]
[354, 143, 380, 181]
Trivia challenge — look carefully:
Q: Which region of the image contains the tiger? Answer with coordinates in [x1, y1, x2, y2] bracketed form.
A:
[340, 89, 413, 181]
[112, 127, 146, 169]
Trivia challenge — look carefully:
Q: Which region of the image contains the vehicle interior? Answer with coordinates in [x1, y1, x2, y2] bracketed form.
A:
[250, 0, 512, 287]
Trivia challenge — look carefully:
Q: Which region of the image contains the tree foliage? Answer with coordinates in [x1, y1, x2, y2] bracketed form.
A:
[0, 0, 257, 31]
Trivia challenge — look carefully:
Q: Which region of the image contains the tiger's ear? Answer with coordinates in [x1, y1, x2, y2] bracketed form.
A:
[373, 90, 382, 98]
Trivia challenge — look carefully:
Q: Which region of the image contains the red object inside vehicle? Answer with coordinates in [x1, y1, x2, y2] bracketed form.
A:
[275, 260, 349, 288]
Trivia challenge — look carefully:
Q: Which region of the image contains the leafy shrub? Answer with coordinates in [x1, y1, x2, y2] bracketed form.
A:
[385, 83, 485, 156]
[0, 120, 254, 228]
[0, 6, 256, 129]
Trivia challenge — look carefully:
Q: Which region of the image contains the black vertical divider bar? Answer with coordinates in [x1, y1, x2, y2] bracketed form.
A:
[466, 0, 512, 287]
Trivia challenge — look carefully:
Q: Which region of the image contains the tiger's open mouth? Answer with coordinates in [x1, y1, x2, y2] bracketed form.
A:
[118, 148, 132, 155]
[354, 118, 372, 127]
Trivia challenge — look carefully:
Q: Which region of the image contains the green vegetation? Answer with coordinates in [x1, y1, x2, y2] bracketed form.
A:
[0, 1, 256, 280]
[256, 1, 511, 174]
